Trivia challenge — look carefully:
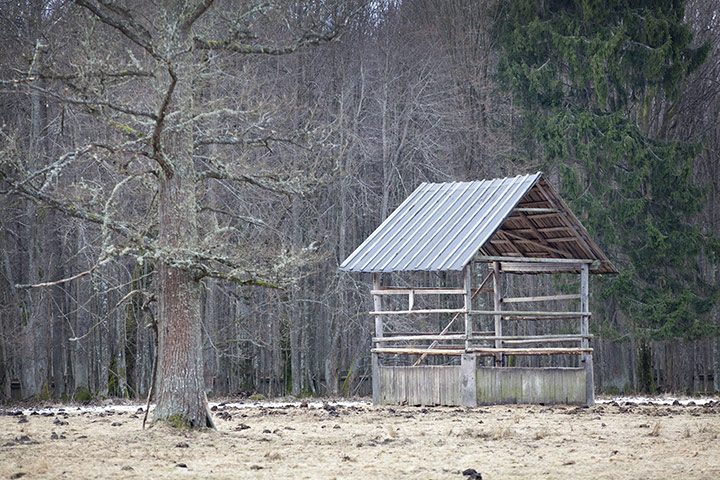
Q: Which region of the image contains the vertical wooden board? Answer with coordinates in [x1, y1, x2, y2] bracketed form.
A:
[409, 367, 419, 406]
[461, 354, 477, 407]
[372, 353, 380, 404]
[380, 366, 391, 404]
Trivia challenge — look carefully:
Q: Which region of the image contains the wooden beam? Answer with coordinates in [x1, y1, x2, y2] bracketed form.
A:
[467, 347, 592, 355]
[469, 334, 592, 341]
[534, 181, 597, 259]
[545, 237, 580, 243]
[370, 288, 467, 295]
[372, 348, 465, 356]
[508, 212, 566, 220]
[476, 256, 595, 264]
[515, 200, 554, 208]
[517, 210, 568, 257]
[469, 310, 591, 317]
[510, 226, 573, 235]
[503, 230, 573, 258]
[514, 207, 559, 213]
[502, 294, 581, 303]
[375, 334, 592, 343]
[370, 308, 467, 315]
[495, 230, 524, 256]
[367, 309, 577, 320]
[500, 262, 600, 273]
[373, 334, 466, 342]
[372, 347, 592, 356]
[502, 338, 583, 345]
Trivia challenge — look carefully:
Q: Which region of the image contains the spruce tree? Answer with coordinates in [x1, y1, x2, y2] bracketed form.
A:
[497, 0, 718, 339]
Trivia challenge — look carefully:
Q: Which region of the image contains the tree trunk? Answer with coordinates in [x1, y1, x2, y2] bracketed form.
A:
[290, 198, 302, 396]
[151, 22, 207, 427]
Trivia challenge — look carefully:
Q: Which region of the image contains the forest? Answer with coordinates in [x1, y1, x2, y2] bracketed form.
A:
[0, 0, 719, 408]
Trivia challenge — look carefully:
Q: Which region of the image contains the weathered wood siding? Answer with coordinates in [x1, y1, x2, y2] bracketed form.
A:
[476, 367, 586, 405]
[378, 365, 587, 406]
[378, 366, 462, 406]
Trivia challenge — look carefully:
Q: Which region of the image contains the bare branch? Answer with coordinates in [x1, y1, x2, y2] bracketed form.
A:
[69, 287, 154, 342]
[200, 206, 266, 227]
[182, 0, 216, 32]
[151, 60, 177, 177]
[16, 252, 109, 289]
[194, 32, 343, 56]
[192, 8, 358, 57]
[29, 84, 158, 120]
[32, 69, 154, 81]
[75, 0, 162, 61]
[194, 134, 305, 149]
[198, 169, 301, 195]
[2, 172, 145, 243]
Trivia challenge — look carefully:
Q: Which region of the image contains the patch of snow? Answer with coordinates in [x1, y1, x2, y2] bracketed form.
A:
[1, 399, 372, 416]
[597, 396, 718, 406]
[214, 400, 372, 410]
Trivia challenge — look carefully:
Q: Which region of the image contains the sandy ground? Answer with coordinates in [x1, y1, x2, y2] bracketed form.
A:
[1, 398, 719, 480]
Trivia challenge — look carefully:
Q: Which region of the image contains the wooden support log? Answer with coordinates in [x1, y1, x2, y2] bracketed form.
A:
[370, 287, 467, 295]
[500, 262, 600, 273]
[372, 348, 465, 356]
[501, 294, 581, 303]
[386, 330, 494, 336]
[469, 334, 591, 342]
[493, 261, 502, 366]
[581, 263, 594, 406]
[370, 308, 467, 315]
[464, 264, 472, 350]
[513, 207, 560, 213]
[373, 334, 466, 342]
[372, 347, 592, 356]
[374, 334, 592, 343]
[476, 256, 596, 264]
[502, 338, 582, 345]
[469, 310, 591, 317]
[467, 347, 593, 355]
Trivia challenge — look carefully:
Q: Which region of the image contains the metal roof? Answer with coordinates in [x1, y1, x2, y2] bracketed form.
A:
[339, 172, 617, 274]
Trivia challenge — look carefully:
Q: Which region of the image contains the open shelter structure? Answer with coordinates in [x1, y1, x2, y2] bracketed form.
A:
[340, 172, 617, 406]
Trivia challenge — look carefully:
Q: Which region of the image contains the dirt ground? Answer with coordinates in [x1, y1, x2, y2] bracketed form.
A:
[1, 398, 719, 480]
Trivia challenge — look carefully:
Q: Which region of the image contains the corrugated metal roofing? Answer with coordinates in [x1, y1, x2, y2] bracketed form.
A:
[340, 173, 543, 272]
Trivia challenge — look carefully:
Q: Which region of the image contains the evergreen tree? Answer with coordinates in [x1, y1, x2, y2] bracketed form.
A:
[497, 0, 719, 339]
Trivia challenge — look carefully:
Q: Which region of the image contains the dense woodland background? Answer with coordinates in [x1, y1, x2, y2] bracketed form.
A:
[0, 0, 719, 402]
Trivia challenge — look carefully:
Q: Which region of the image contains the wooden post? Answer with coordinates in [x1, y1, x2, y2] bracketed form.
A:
[461, 353, 477, 407]
[492, 262, 503, 366]
[462, 265, 476, 406]
[372, 273, 383, 405]
[464, 264, 472, 350]
[580, 264, 594, 406]
[373, 273, 383, 339]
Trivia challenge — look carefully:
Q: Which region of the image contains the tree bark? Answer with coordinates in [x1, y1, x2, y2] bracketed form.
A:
[151, 19, 207, 427]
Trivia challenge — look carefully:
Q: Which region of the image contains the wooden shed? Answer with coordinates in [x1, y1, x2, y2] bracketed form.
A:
[340, 172, 617, 406]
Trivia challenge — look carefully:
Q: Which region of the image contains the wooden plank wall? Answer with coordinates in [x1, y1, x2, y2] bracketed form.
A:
[378, 366, 462, 406]
[476, 367, 586, 405]
[378, 365, 587, 406]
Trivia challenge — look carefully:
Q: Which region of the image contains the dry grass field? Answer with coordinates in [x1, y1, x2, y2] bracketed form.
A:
[1, 398, 719, 479]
